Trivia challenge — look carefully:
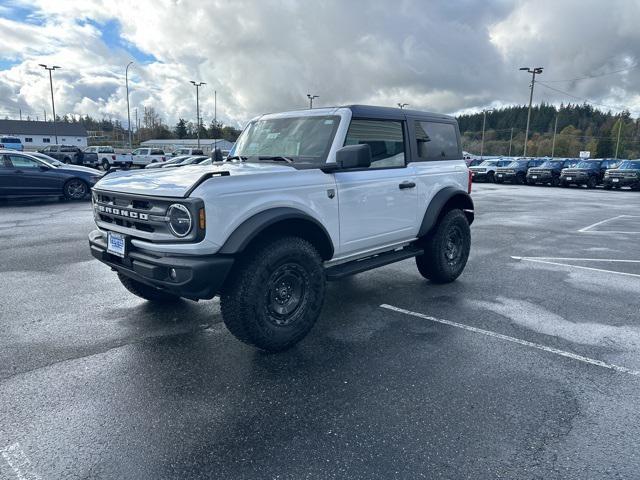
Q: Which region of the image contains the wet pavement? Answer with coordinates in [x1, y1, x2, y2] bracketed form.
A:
[1, 185, 639, 479]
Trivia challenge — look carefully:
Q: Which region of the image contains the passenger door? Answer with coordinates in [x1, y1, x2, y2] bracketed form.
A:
[334, 118, 417, 255]
[0, 155, 14, 196]
[5, 154, 62, 195]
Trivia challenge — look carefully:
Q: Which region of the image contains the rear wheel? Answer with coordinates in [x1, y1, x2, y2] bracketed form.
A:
[101, 158, 110, 170]
[486, 171, 495, 183]
[551, 176, 560, 187]
[603, 184, 612, 190]
[516, 173, 526, 185]
[416, 209, 470, 284]
[221, 236, 326, 352]
[63, 157, 72, 164]
[117, 273, 181, 303]
[587, 176, 598, 189]
[63, 179, 88, 200]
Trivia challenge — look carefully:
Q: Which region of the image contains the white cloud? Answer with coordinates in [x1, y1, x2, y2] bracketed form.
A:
[1, 0, 640, 127]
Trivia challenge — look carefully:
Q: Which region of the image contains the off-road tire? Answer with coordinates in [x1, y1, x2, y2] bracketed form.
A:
[495, 177, 504, 184]
[551, 176, 560, 187]
[220, 236, 326, 352]
[63, 179, 88, 200]
[516, 173, 526, 185]
[587, 176, 598, 189]
[117, 273, 181, 302]
[486, 171, 495, 183]
[603, 184, 612, 190]
[416, 209, 471, 284]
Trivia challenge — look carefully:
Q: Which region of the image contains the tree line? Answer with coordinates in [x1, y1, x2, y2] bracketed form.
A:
[457, 103, 640, 159]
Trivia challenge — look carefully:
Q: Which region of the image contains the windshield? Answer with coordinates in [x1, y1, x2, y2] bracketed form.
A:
[507, 161, 526, 167]
[480, 161, 498, 167]
[576, 161, 598, 168]
[233, 115, 340, 168]
[618, 160, 640, 169]
[540, 161, 562, 168]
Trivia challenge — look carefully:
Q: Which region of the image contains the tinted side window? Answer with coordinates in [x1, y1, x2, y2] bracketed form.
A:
[8, 155, 40, 168]
[415, 121, 459, 161]
[151, 149, 164, 155]
[344, 119, 405, 168]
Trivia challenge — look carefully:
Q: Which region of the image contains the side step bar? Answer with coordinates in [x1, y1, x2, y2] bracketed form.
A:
[325, 246, 423, 281]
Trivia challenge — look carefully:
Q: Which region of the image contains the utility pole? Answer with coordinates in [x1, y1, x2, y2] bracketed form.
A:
[615, 117, 623, 159]
[508, 127, 514, 156]
[39, 64, 61, 143]
[551, 113, 559, 158]
[134, 107, 138, 146]
[190, 81, 206, 148]
[19, 108, 22, 120]
[307, 93, 319, 109]
[214, 90, 217, 125]
[397, 103, 409, 109]
[125, 61, 133, 149]
[480, 108, 493, 160]
[43, 108, 47, 122]
[519, 66, 543, 157]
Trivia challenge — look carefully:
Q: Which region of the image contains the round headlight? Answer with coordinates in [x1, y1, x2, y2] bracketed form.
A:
[167, 204, 192, 237]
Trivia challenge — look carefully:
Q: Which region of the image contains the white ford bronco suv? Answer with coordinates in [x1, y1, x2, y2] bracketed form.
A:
[88, 105, 474, 351]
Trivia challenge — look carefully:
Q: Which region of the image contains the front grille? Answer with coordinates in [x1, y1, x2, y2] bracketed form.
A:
[92, 191, 203, 243]
[609, 172, 638, 178]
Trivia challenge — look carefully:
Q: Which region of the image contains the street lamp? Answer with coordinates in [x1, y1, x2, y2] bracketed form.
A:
[397, 103, 409, 109]
[190, 81, 206, 148]
[307, 94, 319, 109]
[39, 64, 61, 144]
[519, 66, 543, 157]
[480, 108, 494, 160]
[125, 61, 133, 149]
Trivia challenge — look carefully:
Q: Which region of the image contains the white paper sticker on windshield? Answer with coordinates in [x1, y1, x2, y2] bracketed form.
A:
[266, 133, 280, 139]
[324, 119, 334, 125]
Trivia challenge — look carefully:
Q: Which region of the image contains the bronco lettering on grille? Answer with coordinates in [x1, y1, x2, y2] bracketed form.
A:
[97, 205, 149, 220]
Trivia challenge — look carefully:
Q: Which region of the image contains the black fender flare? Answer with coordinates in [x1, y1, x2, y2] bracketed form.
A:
[418, 187, 474, 237]
[219, 207, 334, 259]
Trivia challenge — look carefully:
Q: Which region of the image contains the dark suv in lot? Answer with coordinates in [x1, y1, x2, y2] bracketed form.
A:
[470, 158, 512, 182]
[560, 158, 619, 188]
[39, 145, 97, 166]
[603, 159, 640, 190]
[526, 158, 580, 186]
[496, 158, 546, 184]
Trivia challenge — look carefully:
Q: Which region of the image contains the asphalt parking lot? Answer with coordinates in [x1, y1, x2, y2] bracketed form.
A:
[1, 184, 639, 479]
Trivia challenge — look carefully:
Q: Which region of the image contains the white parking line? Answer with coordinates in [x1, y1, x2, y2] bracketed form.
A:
[578, 215, 640, 234]
[512, 257, 640, 263]
[380, 304, 640, 377]
[0, 443, 40, 480]
[511, 256, 640, 279]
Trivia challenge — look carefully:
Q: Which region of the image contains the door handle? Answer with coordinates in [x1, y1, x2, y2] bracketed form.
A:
[399, 181, 416, 190]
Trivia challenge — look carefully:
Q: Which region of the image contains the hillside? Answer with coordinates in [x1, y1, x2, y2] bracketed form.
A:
[457, 103, 640, 159]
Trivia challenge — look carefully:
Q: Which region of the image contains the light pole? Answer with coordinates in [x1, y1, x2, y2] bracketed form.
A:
[126, 61, 133, 149]
[307, 93, 319, 109]
[190, 81, 206, 148]
[39, 64, 61, 144]
[508, 127, 514, 156]
[397, 103, 409, 109]
[480, 108, 493, 160]
[551, 113, 559, 158]
[615, 117, 623, 159]
[519, 66, 543, 157]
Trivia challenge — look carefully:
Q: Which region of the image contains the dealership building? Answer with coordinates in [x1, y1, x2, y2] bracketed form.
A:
[0, 120, 88, 148]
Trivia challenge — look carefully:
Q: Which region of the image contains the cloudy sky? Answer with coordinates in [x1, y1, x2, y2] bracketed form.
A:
[1, 0, 640, 128]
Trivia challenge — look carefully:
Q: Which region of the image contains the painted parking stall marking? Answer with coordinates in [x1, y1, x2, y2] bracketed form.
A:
[578, 215, 640, 234]
[1, 443, 41, 480]
[380, 304, 640, 377]
[511, 256, 640, 279]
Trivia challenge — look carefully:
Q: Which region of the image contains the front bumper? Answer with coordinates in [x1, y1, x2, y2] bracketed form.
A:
[470, 171, 490, 181]
[496, 172, 519, 182]
[604, 176, 639, 187]
[527, 172, 554, 183]
[89, 230, 234, 300]
[560, 174, 590, 185]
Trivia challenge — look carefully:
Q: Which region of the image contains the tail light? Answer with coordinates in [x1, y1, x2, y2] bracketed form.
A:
[468, 169, 473, 193]
[111, 155, 116, 160]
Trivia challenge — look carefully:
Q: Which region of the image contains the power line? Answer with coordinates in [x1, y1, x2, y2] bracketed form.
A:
[543, 64, 637, 83]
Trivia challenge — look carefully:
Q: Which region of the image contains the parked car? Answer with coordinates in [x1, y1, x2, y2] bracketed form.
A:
[145, 155, 191, 169]
[162, 155, 209, 168]
[0, 150, 103, 199]
[83, 146, 122, 170]
[170, 148, 204, 157]
[116, 148, 167, 168]
[467, 158, 484, 167]
[603, 159, 640, 190]
[560, 158, 619, 188]
[526, 158, 580, 186]
[88, 104, 474, 351]
[0, 136, 23, 151]
[38, 145, 97, 166]
[496, 158, 545, 184]
[469, 158, 512, 182]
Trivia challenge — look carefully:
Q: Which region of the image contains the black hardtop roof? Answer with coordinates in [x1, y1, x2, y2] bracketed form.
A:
[344, 104, 455, 122]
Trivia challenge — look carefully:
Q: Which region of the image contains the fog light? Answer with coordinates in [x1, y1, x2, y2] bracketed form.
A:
[169, 268, 178, 280]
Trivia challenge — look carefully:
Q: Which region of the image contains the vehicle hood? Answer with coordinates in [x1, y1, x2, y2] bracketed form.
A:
[56, 164, 101, 175]
[94, 161, 296, 197]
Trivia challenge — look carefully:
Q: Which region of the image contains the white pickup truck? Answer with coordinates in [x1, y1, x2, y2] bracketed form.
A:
[115, 148, 167, 168]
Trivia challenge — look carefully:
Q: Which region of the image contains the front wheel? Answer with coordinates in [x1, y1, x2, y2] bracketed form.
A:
[587, 176, 598, 189]
[220, 236, 326, 352]
[416, 209, 471, 284]
[117, 273, 181, 303]
[486, 172, 495, 183]
[551, 176, 560, 187]
[63, 179, 88, 200]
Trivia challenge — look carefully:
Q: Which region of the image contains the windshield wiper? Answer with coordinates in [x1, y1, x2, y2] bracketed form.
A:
[257, 156, 294, 164]
[226, 155, 248, 161]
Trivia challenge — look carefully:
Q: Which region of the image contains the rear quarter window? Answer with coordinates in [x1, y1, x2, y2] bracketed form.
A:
[151, 149, 164, 155]
[414, 121, 460, 161]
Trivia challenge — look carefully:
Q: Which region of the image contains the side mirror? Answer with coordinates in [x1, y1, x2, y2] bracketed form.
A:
[335, 144, 372, 170]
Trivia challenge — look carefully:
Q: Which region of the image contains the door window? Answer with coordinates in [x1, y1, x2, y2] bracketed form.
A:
[415, 121, 459, 161]
[8, 155, 40, 168]
[344, 119, 405, 168]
